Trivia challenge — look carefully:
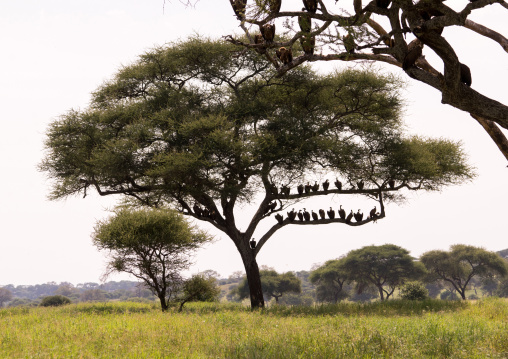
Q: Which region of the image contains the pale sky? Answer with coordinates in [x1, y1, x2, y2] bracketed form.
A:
[0, 0, 506, 286]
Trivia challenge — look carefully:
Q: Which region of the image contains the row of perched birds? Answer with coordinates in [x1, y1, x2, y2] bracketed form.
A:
[269, 178, 396, 196]
[275, 206, 379, 225]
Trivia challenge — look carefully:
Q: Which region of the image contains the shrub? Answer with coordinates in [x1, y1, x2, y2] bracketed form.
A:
[440, 291, 459, 301]
[40, 295, 72, 307]
[400, 281, 429, 300]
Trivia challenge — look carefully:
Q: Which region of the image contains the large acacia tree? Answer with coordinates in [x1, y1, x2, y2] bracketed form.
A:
[40, 37, 473, 308]
[226, 0, 508, 160]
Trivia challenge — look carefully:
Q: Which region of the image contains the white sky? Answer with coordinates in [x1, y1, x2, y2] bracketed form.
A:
[0, 0, 506, 286]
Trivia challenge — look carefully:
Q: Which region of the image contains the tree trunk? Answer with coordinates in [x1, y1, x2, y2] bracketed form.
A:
[158, 293, 168, 312]
[243, 254, 265, 309]
[378, 286, 385, 301]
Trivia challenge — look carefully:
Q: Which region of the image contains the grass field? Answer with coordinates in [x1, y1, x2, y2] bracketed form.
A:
[1, 298, 507, 358]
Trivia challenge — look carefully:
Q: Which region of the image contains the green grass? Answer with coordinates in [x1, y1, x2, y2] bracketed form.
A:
[1, 298, 507, 358]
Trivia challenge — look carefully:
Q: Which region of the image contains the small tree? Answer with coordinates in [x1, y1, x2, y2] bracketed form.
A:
[343, 244, 425, 301]
[40, 295, 71, 307]
[309, 258, 350, 303]
[92, 207, 213, 311]
[0, 287, 13, 307]
[178, 274, 221, 311]
[236, 270, 301, 304]
[400, 281, 428, 301]
[421, 245, 508, 300]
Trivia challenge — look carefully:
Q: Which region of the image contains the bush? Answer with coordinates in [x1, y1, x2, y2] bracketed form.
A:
[440, 291, 459, 301]
[40, 295, 72, 307]
[400, 281, 429, 300]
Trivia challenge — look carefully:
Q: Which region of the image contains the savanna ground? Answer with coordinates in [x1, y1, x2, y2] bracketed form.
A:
[1, 298, 507, 358]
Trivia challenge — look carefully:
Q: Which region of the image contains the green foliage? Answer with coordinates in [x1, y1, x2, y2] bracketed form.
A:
[309, 258, 349, 303]
[421, 244, 508, 300]
[39, 295, 71, 307]
[178, 274, 221, 311]
[342, 244, 425, 300]
[495, 279, 508, 297]
[0, 287, 13, 307]
[400, 281, 429, 300]
[92, 207, 212, 311]
[441, 291, 460, 301]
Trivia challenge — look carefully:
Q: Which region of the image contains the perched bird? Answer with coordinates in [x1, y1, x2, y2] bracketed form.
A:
[327, 207, 335, 219]
[254, 34, 266, 54]
[402, 39, 423, 71]
[345, 210, 354, 224]
[343, 34, 356, 53]
[357, 180, 364, 190]
[281, 185, 290, 197]
[300, 36, 315, 55]
[297, 210, 304, 221]
[460, 63, 472, 87]
[388, 179, 395, 189]
[338, 205, 346, 220]
[312, 181, 319, 192]
[311, 210, 319, 221]
[298, 10, 312, 33]
[250, 239, 256, 249]
[322, 179, 330, 191]
[276, 47, 293, 65]
[287, 209, 297, 221]
[319, 208, 326, 219]
[303, 208, 311, 221]
[304, 182, 312, 194]
[354, 209, 364, 222]
[376, 0, 391, 8]
[193, 203, 202, 217]
[260, 23, 276, 42]
[297, 184, 304, 195]
[269, 183, 278, 195]
[334, 179, 342, 190]
[302, 0, 317, 13]
[275, 213, 284, 225]
[230, 0, 247, 19]
[369, 206, 377, 219]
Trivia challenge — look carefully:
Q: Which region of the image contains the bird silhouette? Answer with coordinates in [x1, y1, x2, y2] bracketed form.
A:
[302, 0, 317, 13]
[287, 209, 297, 222]
[322, 179, 329, 191]
[345, 210, 354, 224]
[357, 180, 364, 190]
[303, 208, 311, 221]
[334, 179, 342, 190]
[327, 207, 335, 219]
[319, 208, 326, 219]
[275, 213, 284, 225]
[312, 181, 319, 192]
[388, 179, 395, 189]
[338, 205, 346, 220]
[250, 238, 256, 249]
[354, 209, 363, 222]
[304, 183, 312, 194]
[297, 184, 304, 195]
[311, 210, 319, 221]
[260, 23, 276, 42]
[369, 206, 377, 219]
[297, 210, 304, 221]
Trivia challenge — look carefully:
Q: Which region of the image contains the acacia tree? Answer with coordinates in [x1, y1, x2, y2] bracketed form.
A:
[40, 37, 473, 308]
[92, 207, 212, 311]
[342, 244, 425, 300]
[420, 244, 508, 300]
[226, 0, 508, 160]
[235, 269, 301, 303]
[309, 258, 350, 303]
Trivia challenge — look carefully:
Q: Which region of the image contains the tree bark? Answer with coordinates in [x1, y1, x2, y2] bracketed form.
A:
[158, 293, 168, 312]
[242, 251, 265, 309]
[472, 115, 508, 161]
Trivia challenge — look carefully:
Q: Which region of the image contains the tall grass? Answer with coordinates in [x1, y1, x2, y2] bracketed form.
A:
[1, 298, 506, 358]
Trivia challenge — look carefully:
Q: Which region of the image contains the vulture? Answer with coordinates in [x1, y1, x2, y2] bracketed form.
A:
[269, 0, 281, 13]
[260, 23, 276, 42]
[298, 11, 312, 33]
[281, 185, 290, 197]
[254, 34, 266, 54]
[376, 0, 391, 8]
[303, 208, 311, 221]
[276, 47, 293, 65]
[354, 209, 364, 222]
[193, 204, 202, 217]
[312, 181, 319, 192]
[287, 209, 297, 222]
[302, 0, 317, 13]
[388, 179, 395, 189]
[269, 201, 277, 211]
[357, 180, 364, 190]
[460, 63, 472, 87]
[402, 39, 423, 71]
[327, 207, 335, 219]
[369, 206, 377, 219]
[275, 213, 284, 225]
[304, 183, 312, 194]
[338, 205, 346, 220]
[300, 36, 315, 55]
[270, 183, 278, 195]
[322, 179, 330, 191]
[345, 210, 354, 224]
[250, 239, 256, 249]
[335, 179, 342, 190]
[297, 210, 304, 221]
[230, 0, 247, 20]
[311, 210, 319, 221]
[297, 184, 304, 195]
[319, 208, 326, 219]
[343, 34, 355, 54]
